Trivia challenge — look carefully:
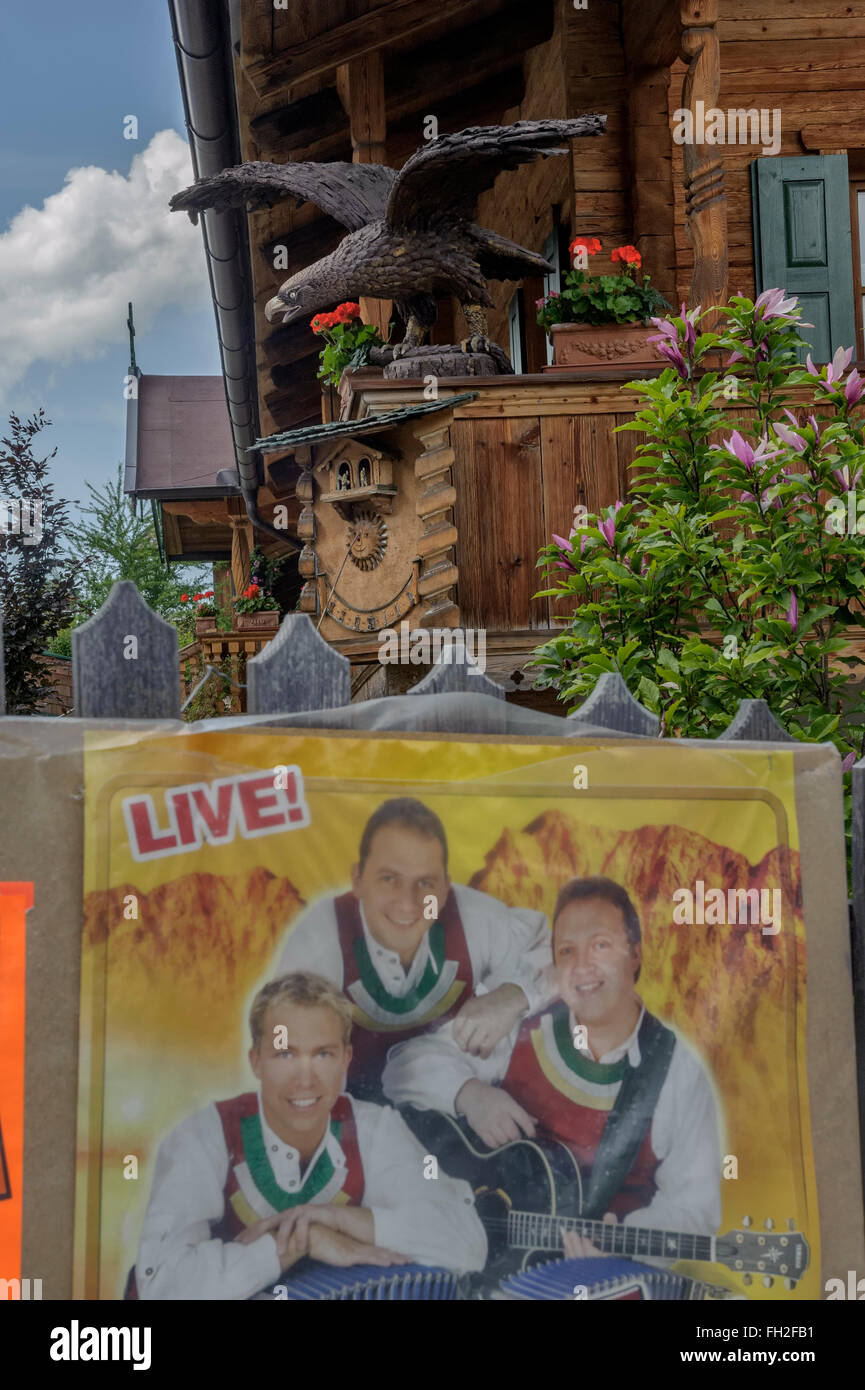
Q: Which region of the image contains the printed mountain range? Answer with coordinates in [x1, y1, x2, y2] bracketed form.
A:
[83, 811, 803, 1079]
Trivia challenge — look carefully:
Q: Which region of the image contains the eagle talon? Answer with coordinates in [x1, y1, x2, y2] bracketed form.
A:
[461, 335, 492, 356]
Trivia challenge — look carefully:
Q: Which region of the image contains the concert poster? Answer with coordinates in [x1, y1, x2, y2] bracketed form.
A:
[73, 727, 819, 1301]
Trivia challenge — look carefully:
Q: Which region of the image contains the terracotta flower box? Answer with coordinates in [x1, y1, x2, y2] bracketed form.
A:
[548, 320, 659, 373]
[194, 616, 220, 636]
[235, 610, 281, 633]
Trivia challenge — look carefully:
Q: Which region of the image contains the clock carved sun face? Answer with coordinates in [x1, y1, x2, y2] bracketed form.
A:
[348, 507, 387, 571]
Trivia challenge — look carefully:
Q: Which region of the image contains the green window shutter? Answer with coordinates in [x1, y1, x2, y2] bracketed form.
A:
[751, 154, 856, 362]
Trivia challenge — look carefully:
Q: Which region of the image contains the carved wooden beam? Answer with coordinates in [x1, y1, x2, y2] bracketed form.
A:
[622, 0, 681, 70]
[337, 51, 392, 340]
[245, 0, 486, 98]
[679, 0, 728, 313]
[227, 497, 253, 597]
[412, 416, 460, 629]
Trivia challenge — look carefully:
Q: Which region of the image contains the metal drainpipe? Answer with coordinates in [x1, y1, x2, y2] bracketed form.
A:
[168, 0, 300, 552]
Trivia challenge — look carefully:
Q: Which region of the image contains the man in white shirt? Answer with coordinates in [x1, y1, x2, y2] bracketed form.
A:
[383, 876, 722, 1245]
[271, 797, 553, 1100]
[132, 971, 486, 1299]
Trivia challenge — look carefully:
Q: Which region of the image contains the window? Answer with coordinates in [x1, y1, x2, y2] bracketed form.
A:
[542, 231, 563, 366]
[508, 290, 526, 374]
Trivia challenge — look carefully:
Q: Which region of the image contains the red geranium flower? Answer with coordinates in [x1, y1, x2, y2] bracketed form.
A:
[180, 593, 189, 602]
[611, 245, 642, 267]
[569, 236, 602, 260]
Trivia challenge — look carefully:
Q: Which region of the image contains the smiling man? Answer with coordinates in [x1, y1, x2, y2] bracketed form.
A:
[271, 798, 553, 1100]
[132, 972, 486, 1300]
[384, 876, 721, 1240]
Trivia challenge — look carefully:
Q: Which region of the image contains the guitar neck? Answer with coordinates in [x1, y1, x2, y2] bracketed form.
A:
[507, 1210, 715, 1264]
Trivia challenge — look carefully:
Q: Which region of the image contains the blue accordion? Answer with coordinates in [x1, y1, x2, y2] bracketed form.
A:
[499, 1256, 738, 1301]
[252, 1260, 461, 1300]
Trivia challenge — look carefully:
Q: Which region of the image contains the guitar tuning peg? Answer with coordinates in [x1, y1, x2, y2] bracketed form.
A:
[762, 1275, 774, 1288]
[742, 1274, 752, 1286]
[786, 1218, 796, 1230]
[741, 1215, 752, 1228]
[763, 1218, 774, 1231]
[784, 1278, 795, 1291]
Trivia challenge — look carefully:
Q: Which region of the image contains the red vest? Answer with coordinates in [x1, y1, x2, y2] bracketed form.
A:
[126, 1092, 364, 1298]
[212, 1091, 365, 1240]
[502, 1013, 661, 1220]
[334, 889, 474, 1095]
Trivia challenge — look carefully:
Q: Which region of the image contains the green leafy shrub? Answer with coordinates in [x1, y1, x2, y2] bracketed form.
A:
[531, 292, 865, 873]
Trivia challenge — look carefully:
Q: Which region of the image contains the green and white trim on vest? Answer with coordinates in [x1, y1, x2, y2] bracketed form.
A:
[529, 1007, 628, 1111]
[346, 917, 466, 1032]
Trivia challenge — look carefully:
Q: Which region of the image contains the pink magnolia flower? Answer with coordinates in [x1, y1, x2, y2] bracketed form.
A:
[718, 430, 781, 470]
[841, 751, 857, 773]
[832, 464, 862, 492]
[754, 288, 800, 321]
[773, 422, 807, 454]
[808, 345, 855, 385]
[785, 591, 799, 632]
[844, 368, 865, 406]
[598, 501, 623, 549]
[551, 533, 577, 573]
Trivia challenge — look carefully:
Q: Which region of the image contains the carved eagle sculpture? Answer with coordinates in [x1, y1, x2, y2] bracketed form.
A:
[170, 117, 606, 360]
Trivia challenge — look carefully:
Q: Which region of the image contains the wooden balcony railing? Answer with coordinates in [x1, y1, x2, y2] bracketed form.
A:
[179, 629, 278, 717]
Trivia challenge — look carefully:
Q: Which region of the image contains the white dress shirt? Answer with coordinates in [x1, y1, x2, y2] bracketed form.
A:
[382, 1005, 723, 1238]
[135, 1092, 487, 1300]
[271, 883, 554, 1014]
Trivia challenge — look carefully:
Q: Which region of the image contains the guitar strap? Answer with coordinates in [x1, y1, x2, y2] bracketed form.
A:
[581, 1011, 676, 1221]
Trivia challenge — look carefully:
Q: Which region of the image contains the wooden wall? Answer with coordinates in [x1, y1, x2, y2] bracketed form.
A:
[670, 0, 865, 307]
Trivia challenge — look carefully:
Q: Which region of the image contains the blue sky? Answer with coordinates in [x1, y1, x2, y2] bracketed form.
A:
[0, 1, 222, 528]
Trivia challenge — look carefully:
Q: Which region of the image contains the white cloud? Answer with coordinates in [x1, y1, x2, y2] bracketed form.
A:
[0, 130, 212, 404]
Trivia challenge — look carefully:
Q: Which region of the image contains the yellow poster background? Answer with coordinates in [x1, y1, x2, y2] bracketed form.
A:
[74, 729, 818, 1300]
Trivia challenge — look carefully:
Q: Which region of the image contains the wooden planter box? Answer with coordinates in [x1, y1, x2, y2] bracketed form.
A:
[194, 616, 220, 636]
[547, 321, 658, 372]
[235, 610, 280, 633]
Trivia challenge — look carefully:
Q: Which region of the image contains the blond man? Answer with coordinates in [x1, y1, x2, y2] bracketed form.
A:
[133, 972, 486, 1300]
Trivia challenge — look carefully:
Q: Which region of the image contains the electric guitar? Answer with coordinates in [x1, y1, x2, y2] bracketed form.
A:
[401, 1107, 810, 1290]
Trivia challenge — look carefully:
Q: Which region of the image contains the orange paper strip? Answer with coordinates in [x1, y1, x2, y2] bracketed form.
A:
[0, 883, 32, 1289]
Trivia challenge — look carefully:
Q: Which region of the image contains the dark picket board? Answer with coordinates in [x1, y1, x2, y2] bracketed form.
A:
[566, 671, 659, 737]
[247, 615, 350, 714]
[409, 650, 506, 701]
[716, 698, 796, 743]
[70, 581, 180, 720]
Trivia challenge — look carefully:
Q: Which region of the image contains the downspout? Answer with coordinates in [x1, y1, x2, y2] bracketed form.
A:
[168, 0, 300, 552]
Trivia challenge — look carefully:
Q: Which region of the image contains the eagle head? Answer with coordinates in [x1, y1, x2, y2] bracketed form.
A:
[265, 268, 354, 327]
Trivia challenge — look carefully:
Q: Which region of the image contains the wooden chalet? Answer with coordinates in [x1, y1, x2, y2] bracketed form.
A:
[159, 0, 865, 703]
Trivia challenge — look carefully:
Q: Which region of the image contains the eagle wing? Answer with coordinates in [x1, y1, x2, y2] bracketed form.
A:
[170, 160, 396, 232]
[386, 117, 606, 231]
